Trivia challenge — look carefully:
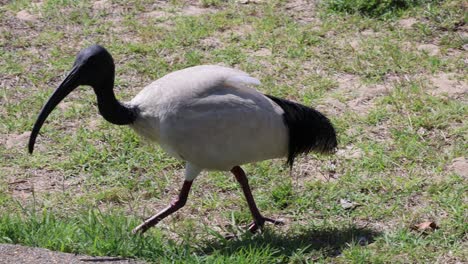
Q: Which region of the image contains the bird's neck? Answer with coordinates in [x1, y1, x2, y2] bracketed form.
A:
[95, 83, 137, 125]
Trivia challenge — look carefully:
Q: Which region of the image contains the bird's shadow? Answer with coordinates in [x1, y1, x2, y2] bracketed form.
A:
[196, 225, 380, 259]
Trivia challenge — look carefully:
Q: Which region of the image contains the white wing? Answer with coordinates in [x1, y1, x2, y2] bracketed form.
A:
[130, 65, 288, 171]
[225, 75, 261, 88]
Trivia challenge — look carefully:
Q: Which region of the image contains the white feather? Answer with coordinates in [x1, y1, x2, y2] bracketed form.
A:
[129, 65, 288, 178]
[225, 75, 261, 88]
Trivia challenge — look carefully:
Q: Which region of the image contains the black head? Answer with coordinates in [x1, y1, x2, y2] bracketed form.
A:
[28, 45, 116, 153]
[73, 44, 115, 88]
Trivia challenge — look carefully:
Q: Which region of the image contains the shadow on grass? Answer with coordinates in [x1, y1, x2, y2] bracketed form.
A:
[198, 225, 381, 259]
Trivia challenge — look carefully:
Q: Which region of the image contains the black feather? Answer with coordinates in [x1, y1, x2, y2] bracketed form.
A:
[266, 95, 337, 168]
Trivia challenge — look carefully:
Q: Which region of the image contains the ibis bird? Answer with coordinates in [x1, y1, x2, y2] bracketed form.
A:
[29, 45, 337, 234]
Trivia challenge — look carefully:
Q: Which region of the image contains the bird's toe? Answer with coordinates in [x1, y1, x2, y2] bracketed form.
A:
[132, 222, 149, 235]
[247, 216, 284, 233]
[263, 217, 285, 226]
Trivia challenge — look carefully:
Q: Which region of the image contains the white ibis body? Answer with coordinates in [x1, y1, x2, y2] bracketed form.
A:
[29, 45, 337, 234]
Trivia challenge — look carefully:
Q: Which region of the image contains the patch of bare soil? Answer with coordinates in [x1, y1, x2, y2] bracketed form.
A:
[336, 73, 361, 91]
[284, 0, 319, 24]
[4, 167, 85, 203]
[236, 0, 265, 4]
[336, 145, 364, 160]
[2, 5, 86, 99]
[200, 36, 223, 50]
[127, 1, 219, 39]
[16, 10, 40, 22]
[417, 43, 440, 56]
[182, 5, 216, 16]
[319, 73, 395, 116]
[347, 83, 390, 114]
[92, 0, 111, 10]
[8, 170, 55, 198]
[317, 98, 346, 116]
[253, 47, 272, 57]
[92, 0, 218, 45]
[447, 157, 468, 178]
[221, 24, 255, 46]
[140, 10, 170, 19]
[139, 2, 217, 20]
[429, 73, 467, 99]
[434, 248, 468, 264]
[361, 29, 377, 36]
[231, 24, 255, 36]
[365, 121, 393, 143]
[398, 18, 418, 29]
[292, 156, 339, 183]
[3, 132, 30, 150]
[0, 244, 145, 264]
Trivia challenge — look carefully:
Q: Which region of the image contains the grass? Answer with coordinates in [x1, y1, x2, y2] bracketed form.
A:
[324, 0, 442, 18]
[1, 0, 467, 263]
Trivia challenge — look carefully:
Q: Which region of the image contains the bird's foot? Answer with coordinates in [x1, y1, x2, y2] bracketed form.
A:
[224, 233, 238, 240]
[132, 221, 151, 235]
[248, 217, 284, 233]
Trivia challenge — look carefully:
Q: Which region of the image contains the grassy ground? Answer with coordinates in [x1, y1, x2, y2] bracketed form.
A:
[1, 0, 466, 263]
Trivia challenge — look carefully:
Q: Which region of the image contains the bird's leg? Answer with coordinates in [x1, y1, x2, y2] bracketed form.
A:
[230, 166, 284, 233]
[132, 180, 193, 234]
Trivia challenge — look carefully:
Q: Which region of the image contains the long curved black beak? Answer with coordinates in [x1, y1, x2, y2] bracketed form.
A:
[28, 65, 81, 154]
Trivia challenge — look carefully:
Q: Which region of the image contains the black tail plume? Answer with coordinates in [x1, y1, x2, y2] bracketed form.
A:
[266, 95, 337, 168]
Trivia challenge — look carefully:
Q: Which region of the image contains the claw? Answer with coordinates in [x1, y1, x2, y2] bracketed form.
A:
[248, 217, 284, 233]
[132, 222, 149, 234]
